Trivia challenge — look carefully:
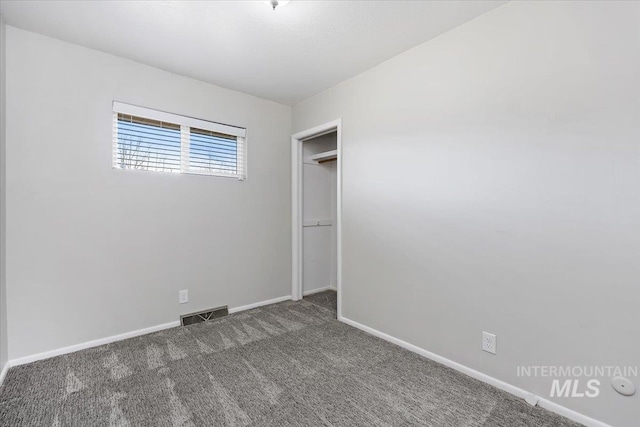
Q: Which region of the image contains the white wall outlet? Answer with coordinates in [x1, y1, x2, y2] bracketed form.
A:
[179, 289, 188, 304]
[482, 331, 496, 354]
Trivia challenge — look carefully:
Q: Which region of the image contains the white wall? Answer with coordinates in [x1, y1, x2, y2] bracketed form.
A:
[5, 27, 292, 359]
[328, 160, 337, 289]
[293, 2, 640, 426]
[0, 16, 8, 370]
[302, 133, 337, 294]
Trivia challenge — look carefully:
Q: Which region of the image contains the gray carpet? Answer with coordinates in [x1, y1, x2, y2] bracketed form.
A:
[303, 290, 337, 312]
[0, 299, 581, 426]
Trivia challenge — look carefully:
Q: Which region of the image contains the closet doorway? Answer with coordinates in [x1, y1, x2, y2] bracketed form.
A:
[291, 120, 342, 319]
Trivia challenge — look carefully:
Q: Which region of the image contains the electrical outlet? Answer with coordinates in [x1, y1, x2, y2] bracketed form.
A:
[482, 331, 496, 354]
[179, 290, 189, 304]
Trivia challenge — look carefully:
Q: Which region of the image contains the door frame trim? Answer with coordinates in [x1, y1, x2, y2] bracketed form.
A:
[291, 119, 342, 320]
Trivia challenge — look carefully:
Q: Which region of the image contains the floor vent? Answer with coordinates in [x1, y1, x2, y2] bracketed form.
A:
[180, 306, 229, 326]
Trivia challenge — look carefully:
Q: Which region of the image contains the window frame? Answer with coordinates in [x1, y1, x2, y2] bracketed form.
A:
[112, 101, 247, 180]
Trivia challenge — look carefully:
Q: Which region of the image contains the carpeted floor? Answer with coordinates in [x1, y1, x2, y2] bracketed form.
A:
[0, 298, 580, 426]
[303, 290, 337, 312]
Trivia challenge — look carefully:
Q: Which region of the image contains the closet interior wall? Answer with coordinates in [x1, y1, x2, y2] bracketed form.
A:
[302, 132, 337, 295]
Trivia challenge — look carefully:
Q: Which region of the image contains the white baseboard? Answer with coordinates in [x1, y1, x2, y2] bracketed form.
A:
[9, 320, 181, 368]
[228, 295, 291, 314]
[0, 361, 9, 386]
[339, 316, 611, 427]
[7, 295, 292, 370]
[303, 286, 333, 296]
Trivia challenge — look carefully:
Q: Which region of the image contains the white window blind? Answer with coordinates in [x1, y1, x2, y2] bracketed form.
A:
[112, 102, 247, 180]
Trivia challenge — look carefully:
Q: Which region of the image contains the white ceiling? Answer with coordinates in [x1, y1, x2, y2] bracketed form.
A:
[0, 0, 505, 105]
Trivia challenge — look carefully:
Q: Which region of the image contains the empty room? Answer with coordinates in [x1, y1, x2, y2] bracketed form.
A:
[0, 1, 638, 426]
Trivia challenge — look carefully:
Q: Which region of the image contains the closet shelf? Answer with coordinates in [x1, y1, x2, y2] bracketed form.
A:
[305, 149, 337, 164]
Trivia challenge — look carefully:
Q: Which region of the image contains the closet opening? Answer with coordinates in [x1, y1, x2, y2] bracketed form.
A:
[291, 120, 342, 320]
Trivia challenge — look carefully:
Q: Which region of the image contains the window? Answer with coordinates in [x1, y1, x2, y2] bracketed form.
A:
[112, 102, 247, 179]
